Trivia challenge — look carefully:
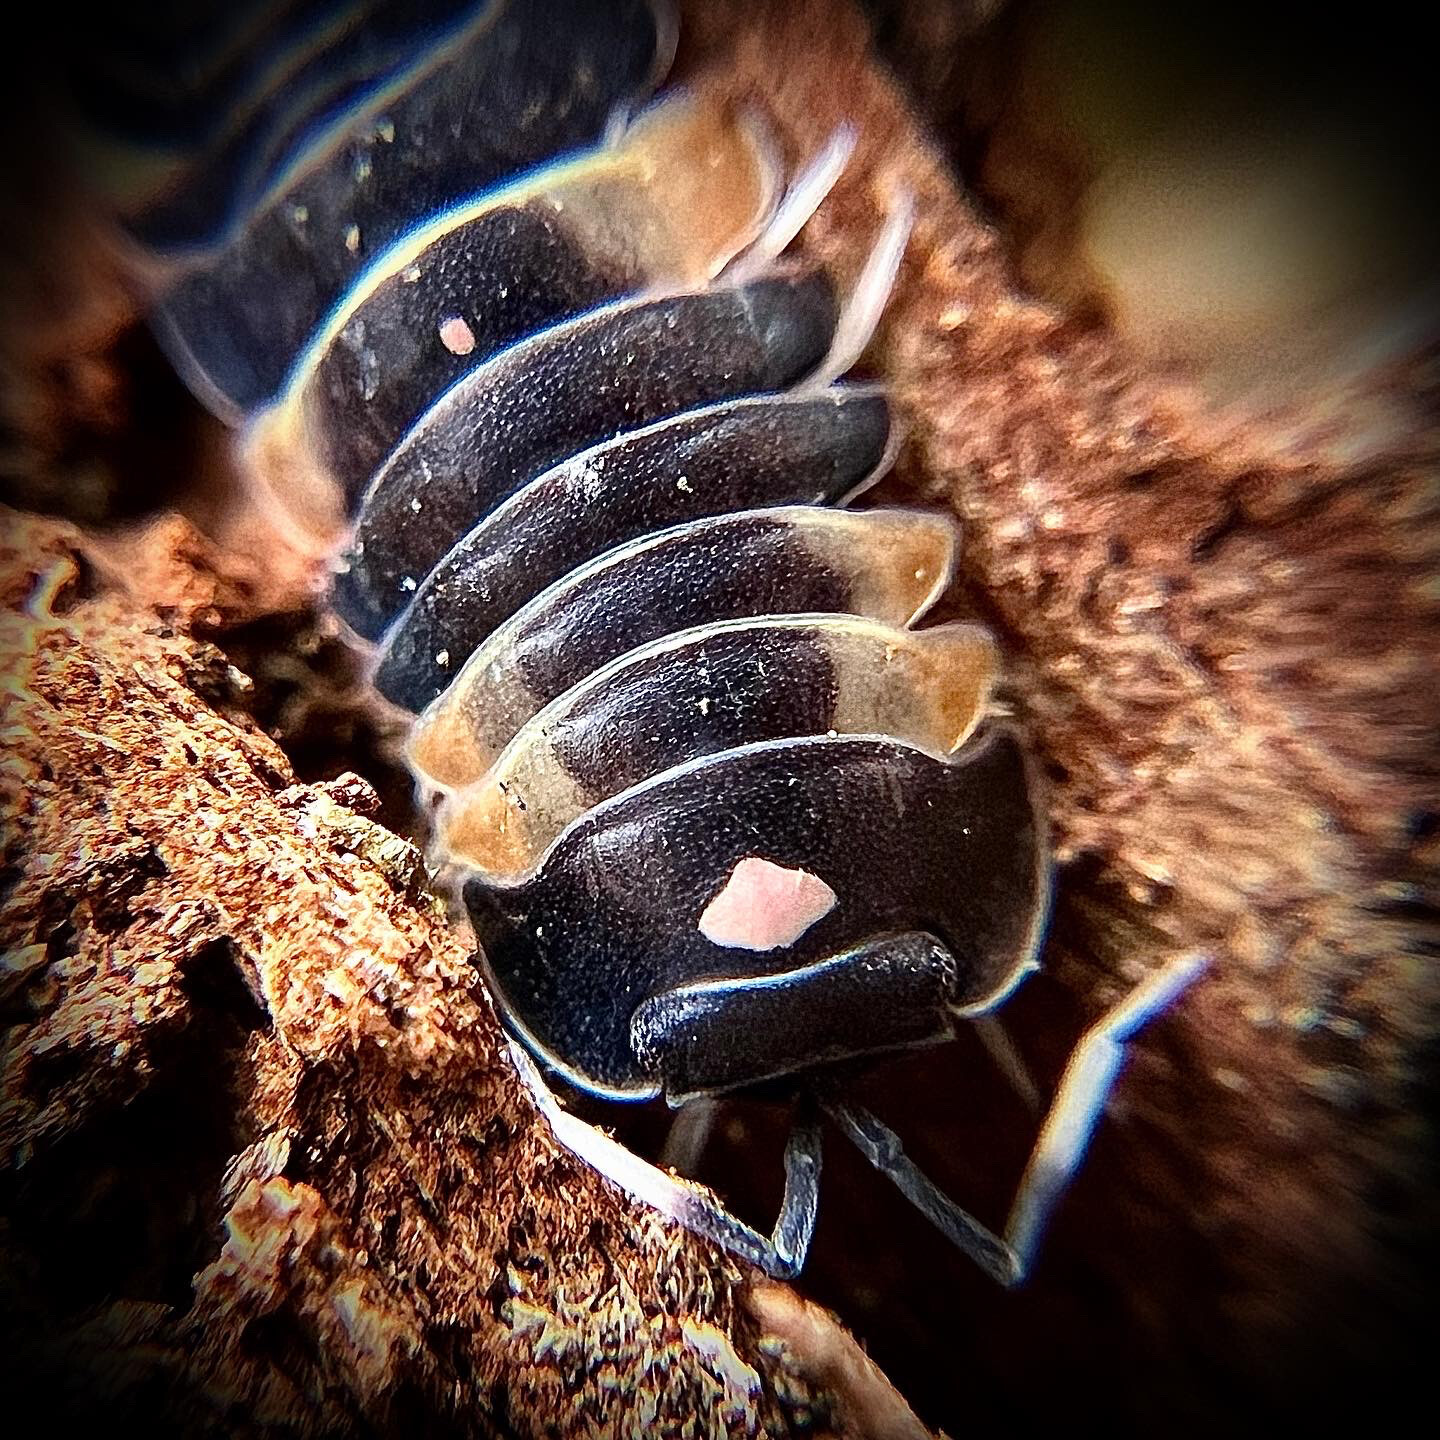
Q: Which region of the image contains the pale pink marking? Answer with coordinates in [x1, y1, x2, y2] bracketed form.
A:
[438, 315, 476, 355]
[698, 857, 837, 952]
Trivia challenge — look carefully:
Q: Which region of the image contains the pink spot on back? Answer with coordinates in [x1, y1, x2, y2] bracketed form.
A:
[438, 315, 476, 355]
[698, 857, 837, 951]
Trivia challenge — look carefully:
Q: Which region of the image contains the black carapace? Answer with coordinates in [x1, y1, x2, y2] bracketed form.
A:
[95, 0, 1205, 1281]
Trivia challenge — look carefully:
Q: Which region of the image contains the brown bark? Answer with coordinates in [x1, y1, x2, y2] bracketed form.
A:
[2, 1, 1436, 1435]
[0, 508, 907, 1436]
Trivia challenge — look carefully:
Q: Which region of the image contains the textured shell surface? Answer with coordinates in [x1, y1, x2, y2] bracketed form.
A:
[105, 0, 1051, 1106]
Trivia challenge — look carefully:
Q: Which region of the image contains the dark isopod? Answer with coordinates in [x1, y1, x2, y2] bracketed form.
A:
[103, 0, 1207, 1284]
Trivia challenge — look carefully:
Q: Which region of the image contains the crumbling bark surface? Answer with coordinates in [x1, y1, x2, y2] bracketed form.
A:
[2, 1, 1436, 1436]
[0, 507, 920, 1437]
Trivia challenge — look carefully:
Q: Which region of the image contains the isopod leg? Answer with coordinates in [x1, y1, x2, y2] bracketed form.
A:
[971, 1014, 1042, 1116]
[771, 1094, 825, 1275]
[1001, 950, 1210, 1276]
[821, 1097, 1021, 1285]
[659, 1096, 721, 1175]
[805, 187, 916, 387]
[824, 951, 1209, 1286]
[737, 122, 856, 268]
[507, 1041, 823, 1278]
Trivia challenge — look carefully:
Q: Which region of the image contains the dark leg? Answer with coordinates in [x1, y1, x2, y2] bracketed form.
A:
[648, 1090, 822, 1278]
[507, 1040, 823, 1278]
[659, 1096, 721, 1176]
[826, 951, 1210, 1286]
[822, 1096, 1020, 1285]
[971, 1014, 1042, 1115]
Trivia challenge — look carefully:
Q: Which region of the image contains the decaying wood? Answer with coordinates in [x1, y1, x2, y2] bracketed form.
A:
[0, 507, 893, 1436]
[2, 1, 1436, 1434]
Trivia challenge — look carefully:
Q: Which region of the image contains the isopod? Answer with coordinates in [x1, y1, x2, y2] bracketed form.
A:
[95, 0, 1205, 1282]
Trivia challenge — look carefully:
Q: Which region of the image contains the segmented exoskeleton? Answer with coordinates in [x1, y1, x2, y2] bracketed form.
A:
[89, 0, 1204, 1281]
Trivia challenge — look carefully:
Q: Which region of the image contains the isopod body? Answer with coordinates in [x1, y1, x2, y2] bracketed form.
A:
[95, 0, 1204, 1282]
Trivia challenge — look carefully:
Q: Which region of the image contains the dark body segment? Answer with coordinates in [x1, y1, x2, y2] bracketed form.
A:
[464, 727, 1046, 1096]
[375, 508, 845, 714]
[431, 615, 998, 875]
[341, 271, 839, 655]
[152, 0, 667, 415]
[129, 0, 484, 250]
[400, 507, 953, 755]
[307, 205, 628, 504]
[545, 622, 838, 800]
[494, 511, 919, 718]
[373, 388, 888, 708]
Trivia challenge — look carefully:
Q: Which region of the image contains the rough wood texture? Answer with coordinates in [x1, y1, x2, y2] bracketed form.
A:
[2, 1, 1436, 1435]
[0, 507, 920, 1437]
